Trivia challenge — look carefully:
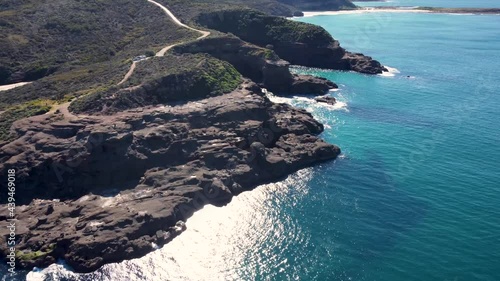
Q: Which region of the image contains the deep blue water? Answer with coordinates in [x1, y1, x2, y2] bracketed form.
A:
[4, 8, 500, 281]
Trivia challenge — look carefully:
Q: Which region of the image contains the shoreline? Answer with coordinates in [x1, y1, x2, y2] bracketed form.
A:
[1, 3, 384, 275]
[302, 8, 427, 17]
[0, 80, 342, 274]
[301, 7, 500, 17]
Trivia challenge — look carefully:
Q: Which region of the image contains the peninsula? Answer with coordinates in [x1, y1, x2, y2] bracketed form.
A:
[0, 0, 386, 273]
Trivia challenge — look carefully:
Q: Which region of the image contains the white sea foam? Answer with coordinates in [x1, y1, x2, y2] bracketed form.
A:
[27, 169, 316, 281]
[264, 90, 348, 112]
[379, 66, 400, 77]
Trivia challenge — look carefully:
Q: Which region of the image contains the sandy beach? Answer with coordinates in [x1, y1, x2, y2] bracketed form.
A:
[301, 7, 500, 17]
[302, 8, 428, 17]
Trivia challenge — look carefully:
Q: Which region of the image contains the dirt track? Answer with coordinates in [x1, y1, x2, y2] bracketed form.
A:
[117, 0, 211, 85]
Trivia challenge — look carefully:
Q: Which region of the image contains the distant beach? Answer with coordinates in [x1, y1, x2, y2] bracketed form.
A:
[302, 8, 427, 17]
[302, 7, 500, 17]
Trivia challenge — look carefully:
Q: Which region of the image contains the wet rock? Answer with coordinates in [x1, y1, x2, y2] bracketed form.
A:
[315, 96, 337, 105]
[290, 75, 337, 94]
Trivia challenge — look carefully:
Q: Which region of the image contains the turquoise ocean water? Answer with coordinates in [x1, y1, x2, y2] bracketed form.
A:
[5, 3, 500, 281]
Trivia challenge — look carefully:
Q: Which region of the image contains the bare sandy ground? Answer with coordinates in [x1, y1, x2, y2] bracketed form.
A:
[0, 82, 31, 92]
[147, 0, 211, 57]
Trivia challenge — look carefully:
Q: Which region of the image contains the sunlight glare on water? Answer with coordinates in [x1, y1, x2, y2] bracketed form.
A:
[28, 169, 316, 281]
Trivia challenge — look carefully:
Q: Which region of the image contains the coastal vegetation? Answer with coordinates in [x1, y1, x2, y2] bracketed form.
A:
[0, 99, 53, 141]
[0, 0, 383, 139]
[0, 0, 200, 130]
[0, 0, 384, 141]
[160, 0, 355, 21]
[276, 0, 355, 10]
[197, 9, 335, 47]
[69, 54, 242, 114]
[0, 0, 197, 86]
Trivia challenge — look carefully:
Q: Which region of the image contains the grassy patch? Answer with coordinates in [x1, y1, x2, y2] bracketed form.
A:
[201, 58, 242, 93]
[0, 100, 54, 141]
[15, 244, 56, 261]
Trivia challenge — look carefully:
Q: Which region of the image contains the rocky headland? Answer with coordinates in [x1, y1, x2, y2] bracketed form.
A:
[196, 9, 388, 74]
[0, 0, 385, 274]
[0, 80, 340, 272]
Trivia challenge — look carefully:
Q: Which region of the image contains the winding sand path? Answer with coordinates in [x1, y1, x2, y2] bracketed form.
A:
[117, 61, 137, 86]
[0, 82, 31, 92]
[46, 0, 212, 119]
[117, 0, 211, 85]
[2, 0, 211, 122]
[148, 0, 211, 56]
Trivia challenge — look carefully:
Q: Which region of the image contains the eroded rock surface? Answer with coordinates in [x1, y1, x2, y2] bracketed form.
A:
[0, 81, 340, 272]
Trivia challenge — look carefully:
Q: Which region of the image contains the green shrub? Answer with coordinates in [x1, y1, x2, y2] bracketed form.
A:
[144, 50, 156, 57]
[196, 9, 334, 47]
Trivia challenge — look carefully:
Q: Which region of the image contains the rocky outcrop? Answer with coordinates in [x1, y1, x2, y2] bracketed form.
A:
[0, 80, 340, 272]
[341, 52, 388, 74]
[273, 41, 388, 74]
[174, 36, 337, 94]
[315, 96, 337, 105]
[196, 9, 387, 74]
[289, 74, 337, 94]
[262, 60, 337, 94]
